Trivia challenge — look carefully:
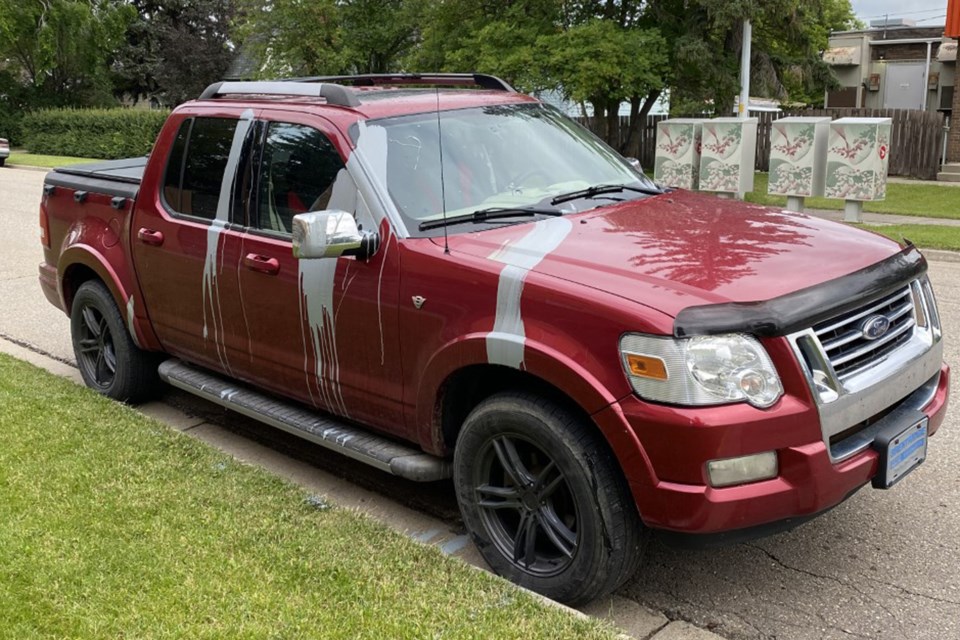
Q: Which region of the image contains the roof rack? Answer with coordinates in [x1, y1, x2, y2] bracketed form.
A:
[197, 81, 361, 107]
[284, 73, 517, 93]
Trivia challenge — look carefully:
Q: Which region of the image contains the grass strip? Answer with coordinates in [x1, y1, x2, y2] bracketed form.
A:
[857, 224, 960, 253]
[8, 151, 106, 168]
[0, 354, 613, 640]
[746, 173, 960, 220]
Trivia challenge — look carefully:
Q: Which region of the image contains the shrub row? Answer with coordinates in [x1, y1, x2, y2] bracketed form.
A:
[22, 108, 170, 159]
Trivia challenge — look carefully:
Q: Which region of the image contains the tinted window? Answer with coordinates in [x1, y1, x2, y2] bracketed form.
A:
[162, 119, 192, 212]
[256, 123, 345, 234]
[163, 117, 239, 220]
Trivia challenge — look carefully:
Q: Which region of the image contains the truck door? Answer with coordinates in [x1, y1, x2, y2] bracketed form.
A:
[132, 110, 256, 376]
[236, 113, 405, 434]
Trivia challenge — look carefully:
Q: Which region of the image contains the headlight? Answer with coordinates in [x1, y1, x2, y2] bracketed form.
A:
[620, 333, 783, 408]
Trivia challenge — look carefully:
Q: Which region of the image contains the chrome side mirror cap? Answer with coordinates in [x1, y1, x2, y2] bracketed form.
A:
[292, 210, 379, 260]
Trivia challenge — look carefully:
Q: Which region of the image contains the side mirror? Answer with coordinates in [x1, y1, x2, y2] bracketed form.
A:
[626, 157, 643, 174]
[292, 210, 380, 260]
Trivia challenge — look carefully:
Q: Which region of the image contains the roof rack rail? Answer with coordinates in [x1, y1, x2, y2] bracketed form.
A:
[197, 81, 361, 107]
[284, 73, 517, 93]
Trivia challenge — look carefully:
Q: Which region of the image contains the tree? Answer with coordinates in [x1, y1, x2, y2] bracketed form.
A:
[644, 0, 858, 115]
[0, 0, 135, 107]
[408, 0, 668, 155]
[113, 0, 237, 106]
[236, 0, 425, 78]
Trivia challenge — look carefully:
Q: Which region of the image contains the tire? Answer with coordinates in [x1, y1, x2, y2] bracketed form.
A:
[0, 158, 5, 167]
[70, 280, 158, 403]
[454, 392, 646, 605]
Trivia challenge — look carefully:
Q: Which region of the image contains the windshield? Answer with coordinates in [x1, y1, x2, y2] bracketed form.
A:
[352, 103, 659, 236]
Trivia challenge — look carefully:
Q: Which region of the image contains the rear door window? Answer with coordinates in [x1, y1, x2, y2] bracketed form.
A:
[163, 117, 240, 221]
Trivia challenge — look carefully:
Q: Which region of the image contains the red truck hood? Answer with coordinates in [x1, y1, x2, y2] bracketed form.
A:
[446, 190, 904, 319]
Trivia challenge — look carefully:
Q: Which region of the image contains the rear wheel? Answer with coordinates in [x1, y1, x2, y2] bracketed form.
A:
[454, 392, 646, 605]
[71, 280, 158, 403]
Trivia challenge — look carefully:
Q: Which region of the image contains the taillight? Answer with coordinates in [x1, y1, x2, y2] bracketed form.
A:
[40, 205, 51, 248]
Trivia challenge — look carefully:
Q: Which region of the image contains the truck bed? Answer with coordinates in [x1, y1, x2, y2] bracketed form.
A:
[45, 157, 147, 201]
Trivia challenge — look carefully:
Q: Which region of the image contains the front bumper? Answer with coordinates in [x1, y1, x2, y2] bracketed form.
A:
[597, 363, 949, 536]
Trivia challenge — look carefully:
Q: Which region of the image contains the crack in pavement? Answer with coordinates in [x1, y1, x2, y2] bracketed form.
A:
[859, 573, 960, 607]
[744, 543, 904, 636]
[0, 332, 76, 367]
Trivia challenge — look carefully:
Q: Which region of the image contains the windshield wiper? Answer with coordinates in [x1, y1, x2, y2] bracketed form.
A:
[418, 207, 562, 231]
[550, 183, 664, 206]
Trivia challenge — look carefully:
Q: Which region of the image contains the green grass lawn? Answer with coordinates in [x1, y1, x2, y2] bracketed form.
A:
[0, 354, 612, 639]
[858, 224, 960, 252]
[746, 173, 960, 220]
[8, 151, 105, 168]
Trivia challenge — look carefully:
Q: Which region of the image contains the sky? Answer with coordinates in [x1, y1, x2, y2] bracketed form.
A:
[851, 0, 950, 26]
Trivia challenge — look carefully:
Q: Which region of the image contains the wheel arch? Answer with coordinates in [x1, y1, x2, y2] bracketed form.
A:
[58, 244, 159, 350]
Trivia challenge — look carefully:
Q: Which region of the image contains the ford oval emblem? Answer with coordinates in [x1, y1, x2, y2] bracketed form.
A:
[861, 314, 891, 340]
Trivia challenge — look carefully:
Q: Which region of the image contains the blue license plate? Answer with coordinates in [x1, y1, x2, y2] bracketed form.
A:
[874, 418, 928, 489]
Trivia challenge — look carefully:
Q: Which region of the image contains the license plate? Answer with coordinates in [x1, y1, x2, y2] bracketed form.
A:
[873, 418, 928, 489]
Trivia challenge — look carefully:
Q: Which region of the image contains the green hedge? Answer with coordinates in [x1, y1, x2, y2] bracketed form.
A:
[22, 108, 170, 159]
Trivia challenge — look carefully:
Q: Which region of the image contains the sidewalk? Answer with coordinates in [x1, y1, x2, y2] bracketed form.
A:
[803, 207, 960, 227]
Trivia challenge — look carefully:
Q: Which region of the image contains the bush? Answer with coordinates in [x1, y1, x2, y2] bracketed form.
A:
[0, 108, 23, 145]
[21, 108, 170, 159]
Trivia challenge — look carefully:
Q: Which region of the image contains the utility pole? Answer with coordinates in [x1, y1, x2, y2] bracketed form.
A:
[739, 19, 752, 120]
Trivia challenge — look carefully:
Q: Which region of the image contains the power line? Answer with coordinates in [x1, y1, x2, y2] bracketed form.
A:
[858, 8, 950, 20]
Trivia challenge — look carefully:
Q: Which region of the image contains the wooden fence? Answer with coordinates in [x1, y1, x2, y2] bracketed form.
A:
[578, 108, 946, 180]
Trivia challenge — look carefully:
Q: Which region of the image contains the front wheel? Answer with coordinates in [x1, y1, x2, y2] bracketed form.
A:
[454, 392, 646, 605]
[70, 280, 158, 403]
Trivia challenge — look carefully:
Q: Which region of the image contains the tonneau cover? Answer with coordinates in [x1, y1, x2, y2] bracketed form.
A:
[45, 156, 146, 201]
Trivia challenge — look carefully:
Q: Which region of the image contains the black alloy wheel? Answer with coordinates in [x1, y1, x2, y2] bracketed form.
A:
[75, 304, 118, 389]
[474, 434, 579, 577]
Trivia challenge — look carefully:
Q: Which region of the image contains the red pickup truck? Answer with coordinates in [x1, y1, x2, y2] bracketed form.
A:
[39, 74, 949, 604]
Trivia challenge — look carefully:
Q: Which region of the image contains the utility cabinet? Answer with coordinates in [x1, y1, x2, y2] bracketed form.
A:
[767, 117, 831, 198]
[698, 117, 758, 194]
[653, 119, 703, 190]
[824, 117, 892, 201]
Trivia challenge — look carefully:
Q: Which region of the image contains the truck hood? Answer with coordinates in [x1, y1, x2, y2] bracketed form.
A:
[446, 190, 904, 319]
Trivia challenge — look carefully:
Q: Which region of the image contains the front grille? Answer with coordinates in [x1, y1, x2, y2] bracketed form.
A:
[813, 285, 915, 380]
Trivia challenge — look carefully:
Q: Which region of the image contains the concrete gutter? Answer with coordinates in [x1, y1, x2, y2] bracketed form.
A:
[0, 336, 726, 640]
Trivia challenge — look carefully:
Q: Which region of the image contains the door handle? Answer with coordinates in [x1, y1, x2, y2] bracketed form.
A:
[137, 228, 164, 246]
[243, 253, 280, 275]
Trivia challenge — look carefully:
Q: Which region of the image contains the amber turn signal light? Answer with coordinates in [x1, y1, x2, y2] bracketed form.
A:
[625, 354, 668, 380]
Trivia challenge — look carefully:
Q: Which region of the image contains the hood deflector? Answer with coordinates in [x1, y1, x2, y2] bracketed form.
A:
[673, 244, 926, 338]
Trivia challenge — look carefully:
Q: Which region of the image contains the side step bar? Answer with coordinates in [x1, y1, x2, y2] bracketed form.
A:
[158, 359, 451, 482]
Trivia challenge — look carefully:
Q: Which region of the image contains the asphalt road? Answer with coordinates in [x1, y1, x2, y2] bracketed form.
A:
[2, 166, 958, 640]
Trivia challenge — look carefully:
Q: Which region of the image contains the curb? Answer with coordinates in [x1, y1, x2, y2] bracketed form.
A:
[5, 163, 50, 173]
[0, 336, 726, 640]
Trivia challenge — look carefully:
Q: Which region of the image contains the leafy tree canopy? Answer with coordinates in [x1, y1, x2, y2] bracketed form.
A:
[112, 0, 237, 106]
[0, 0, 135, 108]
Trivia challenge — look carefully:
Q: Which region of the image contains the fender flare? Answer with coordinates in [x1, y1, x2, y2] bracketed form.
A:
[57, 244, 158, 350]
[414, 332, 622, 452]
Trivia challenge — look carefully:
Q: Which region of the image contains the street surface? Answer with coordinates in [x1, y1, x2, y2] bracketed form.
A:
[2, 166, 958, 639]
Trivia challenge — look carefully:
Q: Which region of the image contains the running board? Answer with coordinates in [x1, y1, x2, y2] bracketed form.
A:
[158, 359, 451, 482]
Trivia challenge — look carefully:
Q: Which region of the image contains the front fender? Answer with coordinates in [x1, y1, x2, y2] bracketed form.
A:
[414, 331, 624, 452]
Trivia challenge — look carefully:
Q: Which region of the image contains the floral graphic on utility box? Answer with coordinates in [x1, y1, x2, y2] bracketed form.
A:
[698, 118, 757, 194]
[824, 118, 892, 201]
[654, 119, 703, 190]
[767, 117, 831, 198]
